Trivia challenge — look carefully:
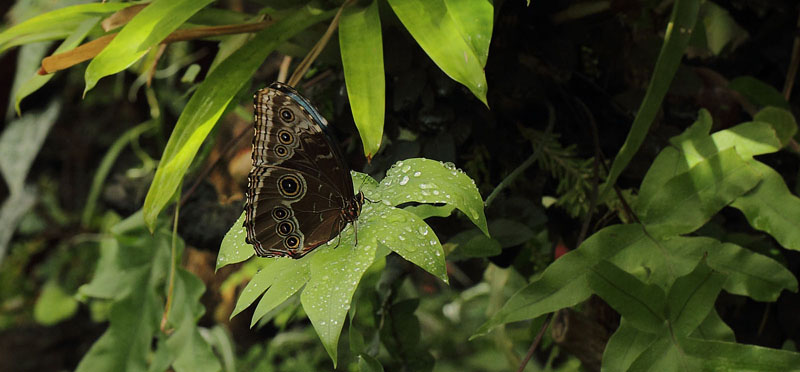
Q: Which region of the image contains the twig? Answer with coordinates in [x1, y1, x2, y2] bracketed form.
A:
[287, 0, 356, 86]
[161, 185, 181, 334]
[575, 99, 601, 246]
[516, 314, 553, 372]
[782, 6, 800, 100]
[485, 103, 555, 207]
[39, 20, 274, 75]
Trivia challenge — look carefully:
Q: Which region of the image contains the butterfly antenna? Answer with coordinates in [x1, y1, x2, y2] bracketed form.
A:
[356, 174, 381, 204]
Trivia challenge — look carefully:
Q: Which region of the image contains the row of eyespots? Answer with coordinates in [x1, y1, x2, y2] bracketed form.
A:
[271, 204, 302, 250]
[272, 107, 297, 160]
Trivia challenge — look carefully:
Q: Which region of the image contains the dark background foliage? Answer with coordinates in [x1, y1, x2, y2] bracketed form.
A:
[1, 0, 800, 371]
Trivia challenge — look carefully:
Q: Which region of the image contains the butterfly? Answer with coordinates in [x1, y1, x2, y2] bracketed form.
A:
[243, 82, 364, 259]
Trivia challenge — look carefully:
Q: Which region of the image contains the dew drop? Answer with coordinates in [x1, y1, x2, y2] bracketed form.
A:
[413, 171, 421, 177]
[400, 176, 410, 185]
[401, 165, 411, 173]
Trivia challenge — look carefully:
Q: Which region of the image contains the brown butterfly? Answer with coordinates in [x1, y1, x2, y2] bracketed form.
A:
[243, 82, 364, 259]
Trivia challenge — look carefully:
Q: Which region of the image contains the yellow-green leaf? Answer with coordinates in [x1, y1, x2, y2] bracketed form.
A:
[387, 0, 488, 105]
[83, 0, 214, 94]
[340, 0, 384, 158]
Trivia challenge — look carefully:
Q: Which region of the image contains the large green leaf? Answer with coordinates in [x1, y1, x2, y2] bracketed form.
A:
[665, 259, 726, 337]
[731, 162, 800, 251]
[681, 337, 800, 371]
[0, 2, 134, 53]
[386, 0, 488, 105]
[473, 224, 646, 337]
[83, 0, 214, 94]
[143, 7, 334, 231]
[164, 270, 221, 372]
[340, 0, 384, 158]
[600, 0, 700, 198]
[638, 148, 761, 237]
[587, 260, 667, 333]
[601, 320, 660, 372]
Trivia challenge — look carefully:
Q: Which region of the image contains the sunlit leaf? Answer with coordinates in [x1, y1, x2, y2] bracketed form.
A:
[386, 0, 488, 105]
[340, 0, 384, 158]
[83, 0, 214, 94]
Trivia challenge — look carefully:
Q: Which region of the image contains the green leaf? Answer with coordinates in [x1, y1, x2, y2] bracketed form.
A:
[731, 162, 800, 252]
[75, 269, 162, 372]
[362, 204, 447, 282]
[14, 18, 97, 114]
[143, 7, 334, 231]
[666, 258, 726, 337]
[728, 76, 790, 110]
[600, 0, 700, 199]
[0, 2, 134, 53]
[443, 0, 493, 67]
[250, 259, 309, 327]
[358, 354, 384, 372]
[380, 159, 488, 235]
[708, 242, 798, 301]
[601, 320, 660, 372]
[753, 106, 797, 148]
[628, 336, 699, 371]
[230, 259, 280, 318]
[587, 260, 667, 333]
[166, 270, 221, 372]
[446, 229, 501, 260]
[33, 280, 79, 325]
[76, 227, 173, 372]
[638, 148, 761, 237]
[690, 309, 735, 342]
[300, 232, 378, 367]
[635, 147, 683, 212]
[681, 337, 800, 371]
[83, 0, 214, 94]
[474, 224, 645, 338]
[340, 0, 384, 158]
[0, 101, 59, 194]
[216, 212, 253, 270]
[386, 0, 488, 105]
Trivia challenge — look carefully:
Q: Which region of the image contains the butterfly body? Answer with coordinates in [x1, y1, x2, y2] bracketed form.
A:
[244, 82, 363, 259]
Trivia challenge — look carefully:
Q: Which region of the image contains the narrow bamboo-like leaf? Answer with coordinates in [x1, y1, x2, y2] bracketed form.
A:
[387, 0, 488, 105]
[14, 18, 98, 114]
[83, 0, 214, 94]
[666, 259, 726, 337]
[639, 148, 761, 237]
[444, 0, 493, 67]
[600, 0, 700, 198]
[0, 2, 134, 53]
[601, 320, 660, 372]
[731, 162, 800, 252]
[301, 233, 378, 367]
[588, 260, 667, 333]
[143, 8, 334, 231]
[473, 224, 646, 338]
[340, 0, 384, 158]
[380, 158, 488, 235]
[216, 213, 253, 269]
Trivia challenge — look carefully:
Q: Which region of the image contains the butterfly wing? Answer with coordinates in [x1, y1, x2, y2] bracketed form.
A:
[244, 82, 355, 258]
